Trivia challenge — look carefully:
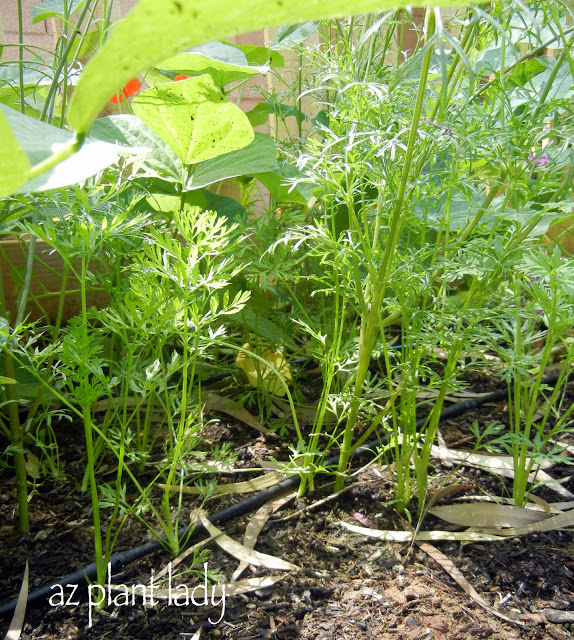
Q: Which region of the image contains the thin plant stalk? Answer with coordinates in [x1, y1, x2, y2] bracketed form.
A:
[334, 10, 436, 493]
[17, 0, 25, 114]
[78, 252, 105, 587]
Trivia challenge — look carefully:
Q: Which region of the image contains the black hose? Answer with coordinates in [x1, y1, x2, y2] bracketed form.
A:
[0, 471, 303, 617]
[0, 372, 563, 617]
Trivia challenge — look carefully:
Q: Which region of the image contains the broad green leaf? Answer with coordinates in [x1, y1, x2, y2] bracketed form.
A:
[234, 44, 284, 67]
[503, 207, 574, 238]
[507, 58, 547, 88]
[155, 52, 266, 89]
[0, 105, 133, 193]
[231, 308, 298, 350]
[67, 30, 100, 61]
[89, 114, 183, 180]
[136, 178, 246, 224]
[0, 66, 54, 90]
[246, 102, 274, 127]
[532, 62, 574, 101]
[473, 44, 519, 74]
[32, 0, 85, 23]
[270, 22, 320, 49]
[246, 101, 303, 127]
[191, 41, 250, 66]
[187, 132, 277, 189]
[132, 75, 254, 164]
[0, 109, 31, 197]
[68, 0, 481, 135]
[197, 189, 246, 225]
[255, 161, 313, 204]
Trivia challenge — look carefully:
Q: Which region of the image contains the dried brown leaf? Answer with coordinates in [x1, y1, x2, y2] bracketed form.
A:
[199, 513, 300, 571]
[112, 576, 285, 600]
[416, 541, 524, 627]
[204, 391, 270, 436]
[232, 492, 296, 582]
[429, 503, 551, 529]
[5, 561, 28, 640]
[157, 471, 289, 495]
[338, 521, 503, 542]
[476, 507, 574, 537]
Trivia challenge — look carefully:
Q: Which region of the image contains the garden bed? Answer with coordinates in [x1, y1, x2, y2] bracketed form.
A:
[1, 374, 573, 640]
[2, 2, 574, 639]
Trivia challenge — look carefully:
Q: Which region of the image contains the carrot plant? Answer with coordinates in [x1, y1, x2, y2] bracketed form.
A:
[490, 248, 574, 506]
[265, 0, 574, 509]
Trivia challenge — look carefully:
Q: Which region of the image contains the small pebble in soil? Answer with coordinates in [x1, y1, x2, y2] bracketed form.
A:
[393, 564, 405, 575]
[406, 616, 418, 626]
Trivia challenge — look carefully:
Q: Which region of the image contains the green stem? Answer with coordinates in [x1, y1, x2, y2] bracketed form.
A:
[79, 252, 104, 585]
[27, 134, 86, 181]
[466, 27, 574, 106]
[39, 0, 94, 123]
[0, 262, 28, 531]
[14, 212, 38, 328]
[334, 10, 436, 493]
[17, 0, 25, 114]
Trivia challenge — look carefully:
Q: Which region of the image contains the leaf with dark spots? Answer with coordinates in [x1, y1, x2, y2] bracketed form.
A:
[132, 74, 253, 164]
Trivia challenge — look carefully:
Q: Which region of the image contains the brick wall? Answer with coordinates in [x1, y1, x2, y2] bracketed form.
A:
[0, 0, 55, 61]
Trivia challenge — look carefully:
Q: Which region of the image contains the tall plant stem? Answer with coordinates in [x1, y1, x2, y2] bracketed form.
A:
[17, 0, 25, 114]
[466, 27, 574, 106]
[1, 207, 39, 533]
[39, 0, 94, 123]
[79, 253, 105, 586]
[25, 266, 69, 429]
[3, 352, 28, 532]
[334, 10, 436, 493]
[0, 249, 28, 531]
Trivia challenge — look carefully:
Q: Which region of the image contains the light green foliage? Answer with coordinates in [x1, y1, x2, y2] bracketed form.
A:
[154, 51, 266, 89]
[259, 1, 574, 505]
[487, 248, 574, 505]
[32, 0, 85, 23]
[68, 0, 476, 135]
[89, 114, 183, 180]
[2, 0, 574, 565]
[0, 105, 133, 194]
[132, 75, 254, 164]
[188, 133, 277, 189]
[0, 111, 30, 197]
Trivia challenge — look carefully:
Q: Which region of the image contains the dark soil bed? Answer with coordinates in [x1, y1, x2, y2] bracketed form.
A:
[1, 375, 573, 640]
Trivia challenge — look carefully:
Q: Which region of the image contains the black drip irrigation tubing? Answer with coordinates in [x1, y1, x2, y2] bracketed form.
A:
[0, 372, 563, 617]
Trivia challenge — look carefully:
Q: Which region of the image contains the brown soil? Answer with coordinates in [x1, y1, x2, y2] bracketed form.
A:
[1, 377, 573, 640]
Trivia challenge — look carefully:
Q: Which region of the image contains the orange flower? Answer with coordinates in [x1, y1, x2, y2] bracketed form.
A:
[109, 77, 142, 104]
[174, 74, 190, 81]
